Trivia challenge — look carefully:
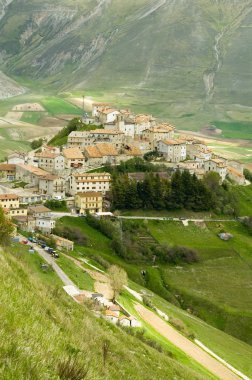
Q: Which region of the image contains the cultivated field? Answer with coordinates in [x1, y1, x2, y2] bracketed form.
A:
[0, 95, 83, 159]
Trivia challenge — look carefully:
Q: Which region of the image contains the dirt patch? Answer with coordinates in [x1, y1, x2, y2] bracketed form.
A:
[63, 254, 114, 300]
[201, 126, 222, 136]
[67, 97, 93, 112]
[55, 114, 81, 121]
[12, 103, 45, 111]
[6, 111, 23, 120]
[194, 221, 207, 229]
[39, 116, 67, 128]
[95, 281, 113, 300]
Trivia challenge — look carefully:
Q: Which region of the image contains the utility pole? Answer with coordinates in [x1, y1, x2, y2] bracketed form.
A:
[82, 95, 85, 115]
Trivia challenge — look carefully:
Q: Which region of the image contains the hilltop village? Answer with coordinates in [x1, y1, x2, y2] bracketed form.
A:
[0, 102, 246, 235]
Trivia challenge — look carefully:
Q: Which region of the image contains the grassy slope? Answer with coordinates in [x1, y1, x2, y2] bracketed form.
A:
[56, 216, 252, 378]
[57, 254, 94, 291]
[148, 220, 252, 343]
[233, 185, 252, 216]
[0, 243, 208, 380]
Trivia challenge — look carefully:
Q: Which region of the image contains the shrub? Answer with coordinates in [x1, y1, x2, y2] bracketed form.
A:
[44, 199, 68, 211]
[57, 356, 88, 380]
[142, 295, 155, 310]
[89, 254, 110, 269]
[166, 246, 199, 264]
[31, 138, 43, 150]
[54, 226, 88, 245]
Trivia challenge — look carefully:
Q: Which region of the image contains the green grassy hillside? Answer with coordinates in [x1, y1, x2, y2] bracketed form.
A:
[1, 1, 252, 129]
[0, 244, 210, 380]
[53, 216, 252, 378]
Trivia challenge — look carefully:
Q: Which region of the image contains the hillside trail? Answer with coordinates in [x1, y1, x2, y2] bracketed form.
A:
[62, 254, 113, 299]
[135, 303, 241, 380]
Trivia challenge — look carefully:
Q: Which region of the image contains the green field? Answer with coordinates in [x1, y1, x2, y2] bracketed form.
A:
[40, 96, 82, 116]
[21, 111, 45, 124]
[0, 244, 210, 380]
[212, 121, 252, 140]
[57, 216, 252, 378]
[233, 184, 252, 215]
[147, 220, 252, 343]
[0, 139, 31, 160]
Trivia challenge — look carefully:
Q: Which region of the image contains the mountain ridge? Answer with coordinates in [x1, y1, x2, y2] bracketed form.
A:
[0, 0, 252, 122]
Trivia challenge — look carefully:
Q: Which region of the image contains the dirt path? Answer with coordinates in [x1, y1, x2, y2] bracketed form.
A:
[135, 304, 240, 380]
[63, 254, 113, 299]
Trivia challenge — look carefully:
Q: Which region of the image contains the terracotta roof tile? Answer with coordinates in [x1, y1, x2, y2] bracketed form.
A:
[0, 164, 16, 171]
[0, 193, 19, 200]
[76, 191, 103, 198]
[63, 147, 84, 159]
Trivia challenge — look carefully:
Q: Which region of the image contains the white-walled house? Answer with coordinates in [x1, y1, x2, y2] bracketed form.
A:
[142, 124, 175, 149]
[98, 108, 120, 124]
[69, 172, 111, 195]
[129, 316, 142, 328]
[204, 159, 227, 182]
[157, 139, 186, 162]
[134, 114, 156, 135]
[67, 129, 125, 149]
[38, 175, 65, 198]
[34, 151, 65, 173]
[92, 103, 111, 118]
[104, 310, 119, 324]
[35, 217, 55, 235]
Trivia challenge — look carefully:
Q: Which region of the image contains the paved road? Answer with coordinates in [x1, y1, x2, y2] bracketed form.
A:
[24, 239, 75, 287]
[50, 212, 78, 219]
[135, 304, 240, 380]
[118, 215, 236, 222]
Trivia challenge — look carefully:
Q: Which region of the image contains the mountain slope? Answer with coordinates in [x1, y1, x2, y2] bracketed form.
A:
[0, 244, 210, 380]
[0, 0, 252, 122]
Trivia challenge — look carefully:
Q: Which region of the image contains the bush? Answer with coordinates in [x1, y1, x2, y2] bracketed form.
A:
[31, 138, 43, 150]
[244, 168, 252, 182]
[111, 237, 127, 258]
[57, 356, 88, 380]
[89, 254, 110, 269]
[44, 199, 68, 211]
[53, 226, 88, 245]
[165, 246, 199, 264]
[142, 295, 155, 309]
[86, 213, 116, 239]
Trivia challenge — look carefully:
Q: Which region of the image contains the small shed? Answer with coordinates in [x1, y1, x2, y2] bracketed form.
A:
[104, 310, 119, 324]
[119, 316, 131, 327]
[108, 304, 121, 317]
[129, 316, 142, 328]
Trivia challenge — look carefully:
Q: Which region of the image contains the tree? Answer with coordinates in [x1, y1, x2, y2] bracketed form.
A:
[108, 265, 128, 301]
[0, 207, 14, 246]
[31, 138, 43, 150]
[244, 168, 252, 182]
